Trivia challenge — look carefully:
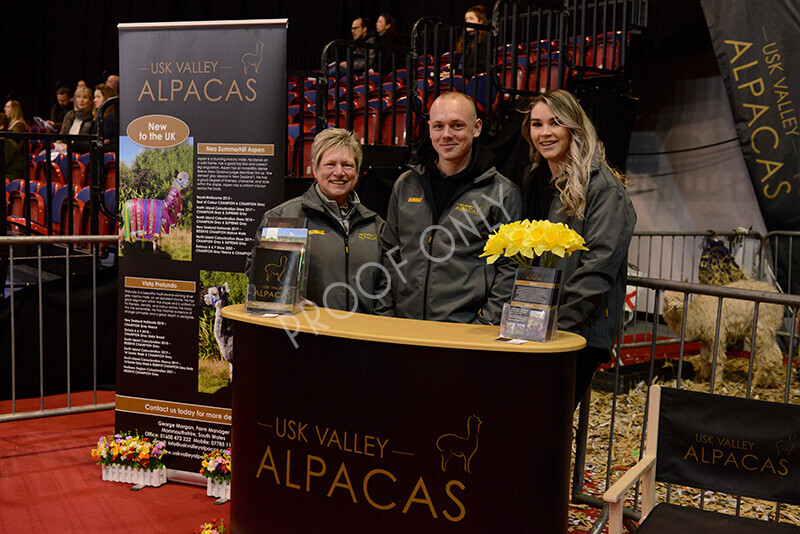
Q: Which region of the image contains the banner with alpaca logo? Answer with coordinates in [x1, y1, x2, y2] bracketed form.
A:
[116, 20, 287, 477]
[699, 0, 800, 295]
[657, 387, 800, 505]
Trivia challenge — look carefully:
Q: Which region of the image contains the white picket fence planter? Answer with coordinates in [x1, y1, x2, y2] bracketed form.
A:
[101, 464, 167, 487]
[206, 479, 231, 499]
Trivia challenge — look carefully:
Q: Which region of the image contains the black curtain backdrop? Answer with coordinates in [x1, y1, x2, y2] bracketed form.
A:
[5, 0, 721, 160]
[3, 0, 470, 125]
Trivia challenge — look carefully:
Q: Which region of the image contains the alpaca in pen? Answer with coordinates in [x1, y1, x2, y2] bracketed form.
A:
[661, 279, 784, 387]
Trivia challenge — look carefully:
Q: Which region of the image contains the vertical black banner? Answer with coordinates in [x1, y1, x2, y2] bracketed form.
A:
[116, 20, 287, 477]
[700, 0, 800, 292]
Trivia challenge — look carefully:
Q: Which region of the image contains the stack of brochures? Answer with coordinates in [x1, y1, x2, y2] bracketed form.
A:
[498, 266, 562, 342]
[245, 218, 309, 315]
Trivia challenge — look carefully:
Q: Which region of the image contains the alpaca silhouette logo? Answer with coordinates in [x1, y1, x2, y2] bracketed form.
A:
[776, 434, 796, 457]
[436, 415, 482, 473]
[242, 41, 264, 74]
[264, 255, 288, 282]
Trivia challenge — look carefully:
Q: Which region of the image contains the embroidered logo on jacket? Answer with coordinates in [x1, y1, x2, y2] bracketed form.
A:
[358, 232, 378, 241]
[454, 202, 479, 215]
[407, 196, 422, 203]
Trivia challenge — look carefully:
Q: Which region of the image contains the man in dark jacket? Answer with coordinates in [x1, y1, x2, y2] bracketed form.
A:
[46, 87, 70, 132]
[377, 92, 523, 324]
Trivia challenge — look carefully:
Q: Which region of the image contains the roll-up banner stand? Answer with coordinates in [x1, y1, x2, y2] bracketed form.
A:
[699, 0, 800, 294]
[116, 20, 286, 481]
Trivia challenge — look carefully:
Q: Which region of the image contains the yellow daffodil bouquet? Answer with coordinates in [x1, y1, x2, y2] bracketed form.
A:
[481, 219, 588, 269]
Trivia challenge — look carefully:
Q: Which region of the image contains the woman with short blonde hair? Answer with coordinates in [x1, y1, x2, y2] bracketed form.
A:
[310, 127, 363, 175]
[252, 128, 384, 314]
[58, 85, 95, 152]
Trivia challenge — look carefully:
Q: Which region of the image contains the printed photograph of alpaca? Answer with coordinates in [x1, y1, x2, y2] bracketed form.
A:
[118, 136, 194, 260]
[122, 170, 189, 251]
[662, 279, 785, 387]
[205, 283, 234, 379]
[199, 270, 248, 394]
[436, 414, 482, 473]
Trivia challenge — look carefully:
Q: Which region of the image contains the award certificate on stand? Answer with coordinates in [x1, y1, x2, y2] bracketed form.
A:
[499, 266, 562, 342]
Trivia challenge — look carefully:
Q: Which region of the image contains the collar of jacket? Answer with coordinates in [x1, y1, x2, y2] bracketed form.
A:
[300, 183, 377, 226]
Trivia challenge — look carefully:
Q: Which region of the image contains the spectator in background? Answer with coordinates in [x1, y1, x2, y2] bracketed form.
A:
[0, 113, 23, 179]
[57, 85, 94, 153]
[105, 74, 120, 93]
[329, 17, 375, 77]
[375, 13, 400, 45]
[4, 100, 29, 133]
[68, 80, 88, 106]
[93, 83, 118, 145]
[47, 87, 71, 131]
[372, 13, 402, 73]
[455, 5, 490, 78]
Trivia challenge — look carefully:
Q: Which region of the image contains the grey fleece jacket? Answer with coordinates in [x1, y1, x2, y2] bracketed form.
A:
[523, 161, 636, 355]
[255, 184, 385, 314]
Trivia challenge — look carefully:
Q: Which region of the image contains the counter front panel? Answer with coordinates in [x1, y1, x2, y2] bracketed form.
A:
[222, 305, 585, 533]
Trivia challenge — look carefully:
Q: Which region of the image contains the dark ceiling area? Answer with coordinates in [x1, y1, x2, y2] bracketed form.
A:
[4, 0, 713, 128]
[5, 0, 465, 117]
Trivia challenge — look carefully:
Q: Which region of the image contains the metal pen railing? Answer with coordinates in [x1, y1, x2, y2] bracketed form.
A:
[574, 275, 800, 532]
[1, 234, 117, 422]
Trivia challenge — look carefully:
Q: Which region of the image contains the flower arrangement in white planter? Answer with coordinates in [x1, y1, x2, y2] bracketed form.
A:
[91, 430, 168, 487]
[201, 448, 231, 499]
